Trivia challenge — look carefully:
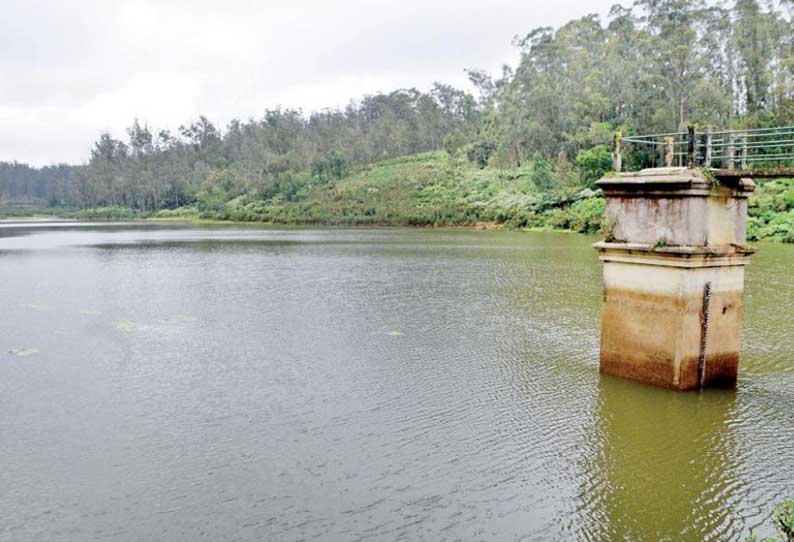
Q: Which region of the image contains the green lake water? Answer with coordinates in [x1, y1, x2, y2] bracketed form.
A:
[0, 222, 792, 541]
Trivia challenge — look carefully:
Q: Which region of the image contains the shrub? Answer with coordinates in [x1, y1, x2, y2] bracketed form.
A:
[576, 145, 613, 187]
[467, 140, 497, 169]
[443, 130, 467, 157]
[75, 206, 138, 220]
[531, 159, 557, 191]
[195, 187, 228, 219]
[758, 211, 794, 243]
[774, 501, 794, 541]
[152, 206, 198, 219]
[568, 197, 606, 234]
[748, 500, 794, 542]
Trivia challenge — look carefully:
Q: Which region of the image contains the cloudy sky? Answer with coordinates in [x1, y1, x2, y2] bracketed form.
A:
[1, 0, 617, 166]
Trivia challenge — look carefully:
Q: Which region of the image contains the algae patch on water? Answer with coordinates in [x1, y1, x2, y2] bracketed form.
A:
[9, 348, 39, 357]
[113, 321, 139, 332]
[158, 314, 198, 324]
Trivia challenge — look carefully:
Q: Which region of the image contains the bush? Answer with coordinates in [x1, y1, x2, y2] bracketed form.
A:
[568, 197, 606, 234]
[467, 140, 496, 169]
[747, 216, 764, 241]
[544, 208, 571, 230]
[758, 211, 794, 243]
[748, 500, 794, 542]
[75, 206, 139, 220]
[195, 187, 229, 219]
[775, 501, 794, 541]
[576, 145, 613, 187]
[443, 130, 467, 157]
[745, 178, 794, 243]
[151, 206, 198, 219]
[531, 159, 557, 191]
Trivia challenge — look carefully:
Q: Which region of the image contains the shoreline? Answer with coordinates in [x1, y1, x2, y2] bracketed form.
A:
[0, 212, 789, 244]
[0, 213, 578, 234]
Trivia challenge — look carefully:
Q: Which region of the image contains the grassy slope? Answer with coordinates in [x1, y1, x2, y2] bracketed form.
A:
[186, 151, 605, 234]
[211, 151, 794, 242]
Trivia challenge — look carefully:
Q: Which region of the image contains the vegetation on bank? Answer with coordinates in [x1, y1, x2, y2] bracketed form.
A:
[4, 148, 792, 242]
[34, 150, 786, 244]
[191, 153, 792, 242]
[0, 202, 70, 220]
[72, 206, 139, 221]
[748, 500, 794, 542]
[146, 151, 608, 233]
[748, 178, 794, 242]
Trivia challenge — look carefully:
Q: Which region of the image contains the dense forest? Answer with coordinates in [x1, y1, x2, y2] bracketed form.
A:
[2, 0, 793, 238]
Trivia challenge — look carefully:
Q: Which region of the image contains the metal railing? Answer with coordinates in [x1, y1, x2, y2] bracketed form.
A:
[613, 125, 794, 172]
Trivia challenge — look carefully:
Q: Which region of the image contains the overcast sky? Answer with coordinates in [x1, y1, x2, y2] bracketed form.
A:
[0, 0, 618, 166]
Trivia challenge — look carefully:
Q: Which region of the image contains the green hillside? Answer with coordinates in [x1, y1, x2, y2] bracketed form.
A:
[148, 150, 793, 243]
[148, 151, 606, 234]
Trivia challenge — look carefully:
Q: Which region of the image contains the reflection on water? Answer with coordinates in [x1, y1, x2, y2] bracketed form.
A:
[581, 378, 743, 542]
[0, 222, 791, 541]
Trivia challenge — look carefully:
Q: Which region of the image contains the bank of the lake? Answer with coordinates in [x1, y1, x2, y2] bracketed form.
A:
[11, 152, 794, 242]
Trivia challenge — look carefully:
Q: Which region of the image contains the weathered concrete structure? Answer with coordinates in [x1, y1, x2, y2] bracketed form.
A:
[594, 167, 756, 390]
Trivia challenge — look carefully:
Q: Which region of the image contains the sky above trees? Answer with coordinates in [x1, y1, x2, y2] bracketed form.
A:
[0, 0, 616, 166]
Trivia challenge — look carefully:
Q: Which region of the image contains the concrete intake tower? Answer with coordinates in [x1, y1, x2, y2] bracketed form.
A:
[594, 167, 756, 390]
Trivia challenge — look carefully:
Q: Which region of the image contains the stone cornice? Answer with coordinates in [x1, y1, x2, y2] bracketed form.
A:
[593, 241, 755, 268]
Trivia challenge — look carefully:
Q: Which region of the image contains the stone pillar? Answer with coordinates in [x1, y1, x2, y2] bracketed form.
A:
[594, 167, 756, 390]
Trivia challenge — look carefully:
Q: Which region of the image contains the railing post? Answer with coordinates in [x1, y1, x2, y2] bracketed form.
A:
[687, 125, 696, 168]
[700, 126, 712, 167]
[612, 131, 622, 173]
[726, 136, 735, 170]
[740, 134, 748, 170]
[664, 137, 675, 167]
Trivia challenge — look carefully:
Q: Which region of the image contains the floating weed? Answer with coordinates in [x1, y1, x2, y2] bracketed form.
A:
[79, 309, 102, 316]
[9, 348, 39, 357]
[113, 321, 139, 332]
[387, 330, 404, 337]
[158, 314, 198, 324]
[24, 304, 50, 311]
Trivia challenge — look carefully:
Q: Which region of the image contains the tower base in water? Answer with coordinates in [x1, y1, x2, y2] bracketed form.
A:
[595, 168, 755, 390]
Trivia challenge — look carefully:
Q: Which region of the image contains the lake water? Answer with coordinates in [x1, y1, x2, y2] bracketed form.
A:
[1, 222, 792, 542]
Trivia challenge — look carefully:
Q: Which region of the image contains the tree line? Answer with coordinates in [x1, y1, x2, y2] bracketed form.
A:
[475, 0, 793, 170]
[2, 85, 479, 210]
[1, 0, 792, 211]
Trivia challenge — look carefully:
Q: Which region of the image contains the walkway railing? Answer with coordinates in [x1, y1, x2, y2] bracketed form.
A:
[613, 125, 794, 172]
